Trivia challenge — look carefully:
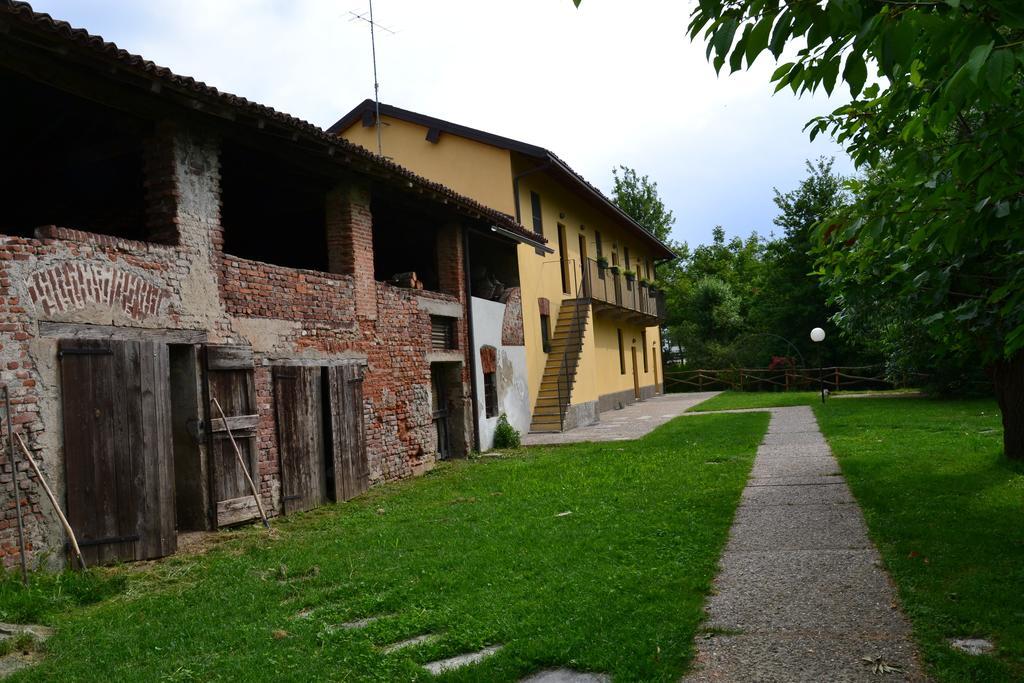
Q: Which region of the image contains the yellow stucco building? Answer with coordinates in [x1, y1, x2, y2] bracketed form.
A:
[331, 101, 675, 441]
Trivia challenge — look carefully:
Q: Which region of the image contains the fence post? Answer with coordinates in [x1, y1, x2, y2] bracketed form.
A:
[834, 367, 839, 392]
[739, 370, 744, 392]
[785, 370, 790, 392]
[699, 373, 703, 391]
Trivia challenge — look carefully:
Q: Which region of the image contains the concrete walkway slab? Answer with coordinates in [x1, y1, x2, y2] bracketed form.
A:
[705, 550, 911, 636]
[380, 633, 439, 653]
[685, 406, 924, 681]
[728, 504, 871, 551]
[750, 457, 839, 478]
[522, 392, 721, 445]
[520, 669, 611, 682]
[423, 644, 503, 675]
[741, 483, 855, 506]
[747, 475, 847, 487]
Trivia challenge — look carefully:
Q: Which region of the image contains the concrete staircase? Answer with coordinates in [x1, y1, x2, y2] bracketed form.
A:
[529, 299, 589, 433]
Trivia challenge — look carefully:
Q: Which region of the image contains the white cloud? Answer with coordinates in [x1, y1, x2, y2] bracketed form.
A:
[31, 0, 854, 246]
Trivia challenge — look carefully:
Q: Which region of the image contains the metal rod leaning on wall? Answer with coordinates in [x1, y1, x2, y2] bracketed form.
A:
[3, 386, 28, 585]
[13, 432, 87, 570]
[211, 398, 270, 530]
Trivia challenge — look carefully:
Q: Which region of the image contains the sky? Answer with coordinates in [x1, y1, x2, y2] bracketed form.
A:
[29, 0, 854, 248]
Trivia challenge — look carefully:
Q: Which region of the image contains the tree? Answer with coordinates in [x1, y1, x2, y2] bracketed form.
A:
[750, 157, 867, 365]
[678, 1, 1024, 459]
[610, 165, 676, 242]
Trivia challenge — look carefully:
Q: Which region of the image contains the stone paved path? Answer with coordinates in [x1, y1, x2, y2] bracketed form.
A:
[684, 406, 925, 682]
[522, 392, 721, 446]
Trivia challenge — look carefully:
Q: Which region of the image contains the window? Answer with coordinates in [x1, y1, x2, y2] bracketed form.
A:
[624, 247, 631, 271]
[642, 331, 648, 372]
[540, 313, 551, 353]
[530, 191, 543, 236]
[483, 371, 498, 418]
[480, 345, 498, 418]
[431, 316, 457, 350]
[595, 231, 603, 258]
[617, 329, 625, 375]
[646, 258, 653, 280]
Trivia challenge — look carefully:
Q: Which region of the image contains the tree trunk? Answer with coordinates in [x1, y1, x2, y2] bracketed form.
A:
[991, 349, 1024, 460]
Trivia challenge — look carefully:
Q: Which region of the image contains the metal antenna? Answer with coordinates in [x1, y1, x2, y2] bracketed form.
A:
[348, 2, 396, 156]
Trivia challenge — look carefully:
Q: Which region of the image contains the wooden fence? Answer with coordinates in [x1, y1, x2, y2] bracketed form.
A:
[662, 366, 927, 393]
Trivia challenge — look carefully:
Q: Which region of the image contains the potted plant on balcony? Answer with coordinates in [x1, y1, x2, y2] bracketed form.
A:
[596, 255, 609, 272]
[639, 277, 651, 290]
[608, 263, 620, 276]
[623, 269, 636, 283]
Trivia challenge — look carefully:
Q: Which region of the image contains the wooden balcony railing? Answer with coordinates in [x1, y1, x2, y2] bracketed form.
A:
[581, 258, 665, 323]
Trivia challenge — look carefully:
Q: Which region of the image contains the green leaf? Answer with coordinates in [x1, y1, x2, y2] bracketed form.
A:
[771, 62, 794, 81]
[965, 41, 994, 82]
[985, 48, 1015, 92]
[730, 26, 750, 73]
[769, 10, 793, 59]
[822, 56, 841, 95]
[745, 14, 774, 66]
[996, 200, 1010, 218]
[843, 52, 867, 97]
[807, 16, 829, 50]
[713, 17, 739, 61]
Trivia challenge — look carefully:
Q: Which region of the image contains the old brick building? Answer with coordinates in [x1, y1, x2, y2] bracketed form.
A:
[0, 2, 545, 568]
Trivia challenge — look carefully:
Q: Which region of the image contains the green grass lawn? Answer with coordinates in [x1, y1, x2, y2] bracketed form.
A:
[686, 388, 919, 412]
[815, 397, 1024, 682]
[0, 412, 768, 682]
[687, 390, 823, 411]
[692, 389, 1024, 680]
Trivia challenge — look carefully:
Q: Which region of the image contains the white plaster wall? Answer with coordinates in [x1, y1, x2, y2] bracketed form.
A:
[471, 297, 530, 450]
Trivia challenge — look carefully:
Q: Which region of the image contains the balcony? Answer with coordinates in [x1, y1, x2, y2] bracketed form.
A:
[580, 257, 665, 326]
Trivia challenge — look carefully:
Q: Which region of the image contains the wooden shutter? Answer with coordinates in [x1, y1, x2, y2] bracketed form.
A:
[60, 339, 176, 564]
[530, 191, 543, 235]
[431, 316, 454, 350]
[205, 345, 260, 527]
[273, 366, 327, 514]
[328, 364, 368, 501]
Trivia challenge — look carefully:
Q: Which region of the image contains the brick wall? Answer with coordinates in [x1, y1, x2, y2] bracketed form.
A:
[0, 125, 473, 569]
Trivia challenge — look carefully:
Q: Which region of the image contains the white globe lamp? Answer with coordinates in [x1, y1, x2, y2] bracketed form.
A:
[810, 327, 826, 403]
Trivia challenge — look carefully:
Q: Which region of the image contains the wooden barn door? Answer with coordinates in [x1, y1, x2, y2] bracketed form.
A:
[205, 345, 260, 527]
[60, 339, 176, 564]
[328, 364, 368, 501]
[273, 366, 327, 514]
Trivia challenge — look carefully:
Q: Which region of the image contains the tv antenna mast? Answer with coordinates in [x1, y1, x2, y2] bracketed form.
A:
[348, 1, 395, 156]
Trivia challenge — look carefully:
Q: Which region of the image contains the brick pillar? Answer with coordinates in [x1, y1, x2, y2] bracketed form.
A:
[436, 222, 465, 300]
[143, 122, 180, 245]
[326, 183, 376, 320]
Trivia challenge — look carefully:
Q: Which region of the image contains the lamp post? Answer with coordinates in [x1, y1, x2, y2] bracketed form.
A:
[810, 327, 826, 403]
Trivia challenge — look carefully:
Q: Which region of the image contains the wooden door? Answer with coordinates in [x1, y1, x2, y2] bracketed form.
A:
[60, 339, 176, 564]
[653, 341, 660, 392]
[558, 224, 570, 294]
[431, 365, 451, 460]
[205, 345, 260, 527]
[631, 346, 641, 400]
[328, 364, 368, 501]
[273, 366, 327, 514]
[578, 234, 590, 297]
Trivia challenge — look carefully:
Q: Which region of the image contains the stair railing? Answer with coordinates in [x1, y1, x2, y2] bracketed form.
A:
[556, 259, 590, 431]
